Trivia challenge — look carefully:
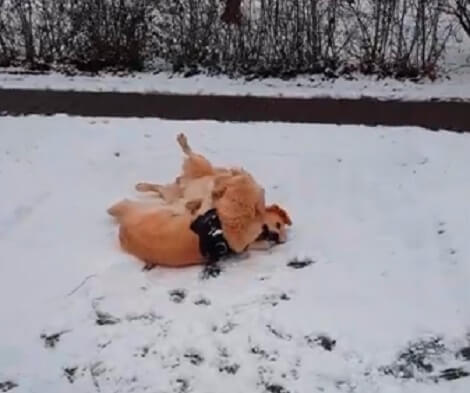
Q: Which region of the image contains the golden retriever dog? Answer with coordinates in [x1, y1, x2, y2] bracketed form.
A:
[107, 133, 292, 269]
[135, 133, 292, 248]
[108, 197, 291, 269]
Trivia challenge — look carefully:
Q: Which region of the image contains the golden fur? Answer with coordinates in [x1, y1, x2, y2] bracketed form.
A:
[108, 132, 292, 268]
[108, 197, 291, 268]
[108, 199, 204, 267]
[135, 133, 292, 251]
[210, 172, 266, 252]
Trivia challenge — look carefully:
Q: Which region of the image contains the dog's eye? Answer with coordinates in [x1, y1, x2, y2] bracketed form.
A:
[276, 222, 281, 229]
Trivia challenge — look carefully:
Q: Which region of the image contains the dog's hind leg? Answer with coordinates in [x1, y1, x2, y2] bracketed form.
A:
[177, 133, 216, 179]
[177, 133, 193, 156]
[135, 182, 164, 195]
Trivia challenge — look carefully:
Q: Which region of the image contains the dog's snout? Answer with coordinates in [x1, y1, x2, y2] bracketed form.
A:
[257, 225, 284, 244]
[268, 231, 280, 244]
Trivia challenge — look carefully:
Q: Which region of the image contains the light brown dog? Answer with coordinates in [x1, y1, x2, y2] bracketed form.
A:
[108, 133, 292, 268]
[108, 197, 291, 268]
[135, 133, 292, 250]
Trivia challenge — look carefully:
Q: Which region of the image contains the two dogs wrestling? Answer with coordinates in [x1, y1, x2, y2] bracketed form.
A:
[107, 133, 291, 273]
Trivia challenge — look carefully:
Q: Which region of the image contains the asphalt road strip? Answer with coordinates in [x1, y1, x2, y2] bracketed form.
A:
[0, 88, 469, 132]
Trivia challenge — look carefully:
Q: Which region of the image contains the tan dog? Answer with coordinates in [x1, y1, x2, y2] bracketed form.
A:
[107, 133, 292, 268]
[108, 198, 291, 268]
[135, 133, 292, 251]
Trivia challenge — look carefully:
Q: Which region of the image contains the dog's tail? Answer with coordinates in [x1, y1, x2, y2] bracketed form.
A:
[107, 199, 134, 221]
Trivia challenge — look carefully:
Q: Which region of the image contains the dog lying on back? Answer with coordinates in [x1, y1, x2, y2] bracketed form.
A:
[135, 133, 292, 250]
[108, 133, 292, 268]
[108, 179, 290, 268]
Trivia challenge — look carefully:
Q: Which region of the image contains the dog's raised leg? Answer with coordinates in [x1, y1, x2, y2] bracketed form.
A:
[177, 133, 217, 179]
[135, 182, 164, 195]
[177, 133, 193, 156]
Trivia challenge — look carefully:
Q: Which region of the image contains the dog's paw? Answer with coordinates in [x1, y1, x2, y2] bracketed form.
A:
[177, 133, 190, 152]
[135, 182, 151, 192]
[142, 262, 156, 271]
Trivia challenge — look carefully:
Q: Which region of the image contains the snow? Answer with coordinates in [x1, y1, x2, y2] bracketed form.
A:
[1, 116, 470, 393]
[0, 67, 469, 101]
[0, 33, 469, 101]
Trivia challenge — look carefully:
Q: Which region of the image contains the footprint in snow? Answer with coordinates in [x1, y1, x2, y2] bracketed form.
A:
[305, 334, 337, 351]
[457, 346, 470, 361]
[169, 289, 187, 303]
[184, 349, 204, 366]
[0, 381, 18, 392]
[40, 330, 70, 348]
[193, 295, 211, 306]
[95, 310, 120, 326]
[63, 367, 79, 384]
[287, 257, 315, 269]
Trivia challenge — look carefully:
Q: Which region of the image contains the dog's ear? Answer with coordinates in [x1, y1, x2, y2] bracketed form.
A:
[266, 204, 292, 226]
[212, 184, 227, 200]
[212, 175, 230, 200]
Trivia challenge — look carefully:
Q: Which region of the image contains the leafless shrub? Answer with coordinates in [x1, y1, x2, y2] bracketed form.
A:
[0, 0, 19, 66]
[1, 0, 153, 72]
[154, 0, 454, 79]
[342, 0, 455, 79]
[66, 0, 153, 72]
[441, 0, 470, 37]
[0, 0, 461, 78]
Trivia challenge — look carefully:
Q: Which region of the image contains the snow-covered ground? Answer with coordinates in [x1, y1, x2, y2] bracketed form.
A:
[0, 66, 469, 101]
[0, 34, 469, 101]
[1, 116, 470, 393]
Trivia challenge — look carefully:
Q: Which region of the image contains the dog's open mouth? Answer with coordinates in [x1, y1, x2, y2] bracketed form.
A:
[257, 225, 281, 244]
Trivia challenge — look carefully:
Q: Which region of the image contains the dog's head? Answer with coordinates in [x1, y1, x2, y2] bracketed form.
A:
[260, 204, 292, 244]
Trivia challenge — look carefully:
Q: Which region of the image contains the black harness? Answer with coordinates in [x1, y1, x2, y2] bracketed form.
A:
[190, 209, 234, 278]
[190, 208, 281, 279]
